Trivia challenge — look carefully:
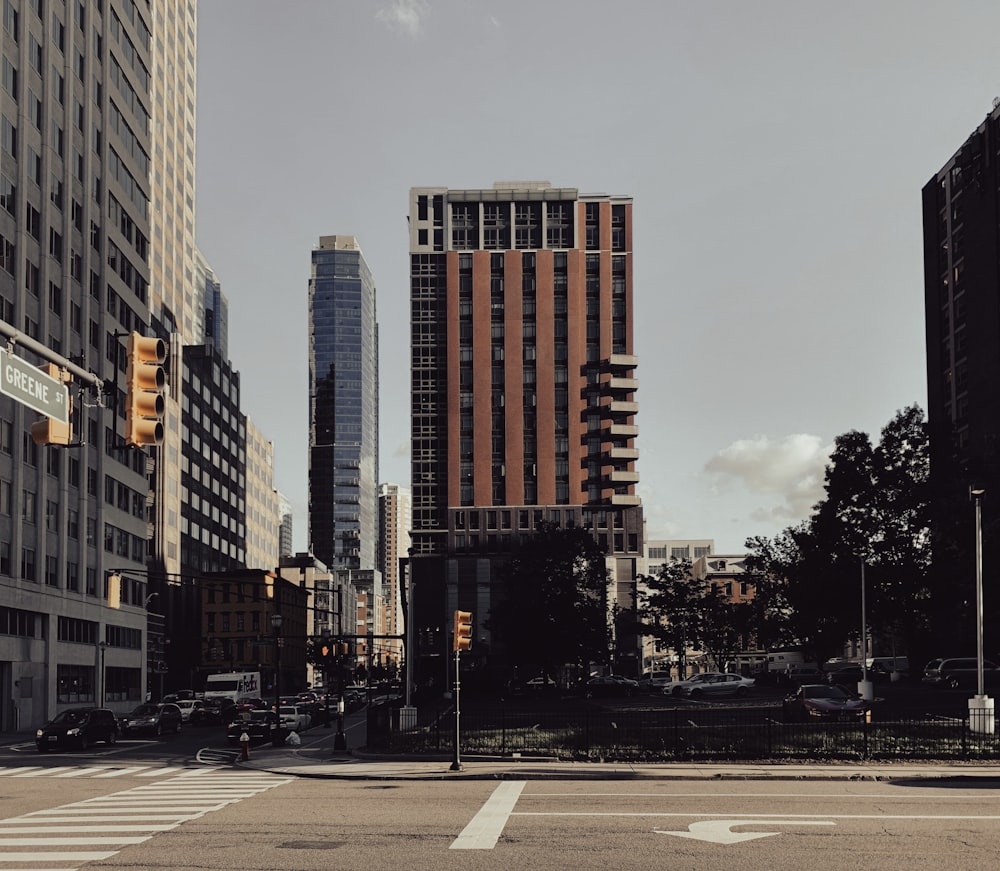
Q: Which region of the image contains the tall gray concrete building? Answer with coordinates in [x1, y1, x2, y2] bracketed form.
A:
[0, 0, 156, 728]
[308, 235, 379, 573]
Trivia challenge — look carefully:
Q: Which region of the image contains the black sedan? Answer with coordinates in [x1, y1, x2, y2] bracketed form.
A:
[783, 684, 868, 722]
[227, 709, 280, 745]
[36, 707, 119, 752]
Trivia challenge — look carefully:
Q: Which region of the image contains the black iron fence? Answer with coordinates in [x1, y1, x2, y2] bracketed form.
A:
[368, 703, 1000, 762]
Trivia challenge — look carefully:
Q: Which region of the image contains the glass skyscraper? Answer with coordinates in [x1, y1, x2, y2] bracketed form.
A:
[308, 235, 379, 572]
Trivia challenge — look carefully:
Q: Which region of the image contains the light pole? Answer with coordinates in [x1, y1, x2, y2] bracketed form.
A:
[858, 561, 874, 701]
[321, 632, 332, 728]
[98, 641, 108, 707]
[271, 613, 283, 743]
[969, 487, 994, 734]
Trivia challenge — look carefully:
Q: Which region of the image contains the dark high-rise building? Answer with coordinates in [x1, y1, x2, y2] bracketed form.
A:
[308, 235, 379, 572]
[406, 182, 643, 688]
[922, 102, 1000, 648]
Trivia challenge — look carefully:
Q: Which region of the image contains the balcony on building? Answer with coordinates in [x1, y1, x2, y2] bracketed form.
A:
[608, 399, 639, 415]
[609, 423, 639, 437]
[609, 446, 639, 460]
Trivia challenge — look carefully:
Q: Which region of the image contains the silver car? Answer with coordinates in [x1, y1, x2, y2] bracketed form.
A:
[666, 672, 755, 699]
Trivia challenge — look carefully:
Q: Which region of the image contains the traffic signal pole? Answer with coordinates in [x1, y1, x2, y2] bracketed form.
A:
[450, 646, 462, 771]
[450, 610, 473, 772]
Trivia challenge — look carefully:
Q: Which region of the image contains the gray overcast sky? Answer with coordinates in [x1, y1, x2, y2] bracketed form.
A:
[195, 0, 996, 554]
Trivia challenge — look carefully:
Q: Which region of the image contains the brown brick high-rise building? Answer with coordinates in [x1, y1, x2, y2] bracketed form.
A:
[407, 182, 643, 690]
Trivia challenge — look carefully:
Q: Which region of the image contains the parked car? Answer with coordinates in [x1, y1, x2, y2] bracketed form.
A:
[36, 707, 119, 752]
[784, 666, 826, 685]
[826, 664, 865, 686]
[174, 699, 205, 722]
[923, 657, 1000, 689]
[190, 698, 237, 726]
[672, 672, 756, 699]
[636, 674, 674, 694]
[783, 684, 868, 722]
[227, 709, 280, 746]
[278, 704, 310, 732]
[119, 702, 183, 736]
[585, 675, 638, 697]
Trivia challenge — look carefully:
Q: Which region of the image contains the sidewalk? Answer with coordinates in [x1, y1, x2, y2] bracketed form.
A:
[237, 732, 1000, 782]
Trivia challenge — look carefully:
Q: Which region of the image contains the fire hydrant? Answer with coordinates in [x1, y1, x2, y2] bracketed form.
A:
[239, 731, 250, 761]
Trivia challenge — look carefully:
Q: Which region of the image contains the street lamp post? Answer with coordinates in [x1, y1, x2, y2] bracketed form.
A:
[969, 487, 994, 734]
[98, 641, 108, 707]
[321, 632, 332, 729]
[271, 613, 283, 744]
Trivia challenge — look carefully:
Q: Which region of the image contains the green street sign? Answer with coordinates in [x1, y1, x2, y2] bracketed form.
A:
[0, 348, 69, 424]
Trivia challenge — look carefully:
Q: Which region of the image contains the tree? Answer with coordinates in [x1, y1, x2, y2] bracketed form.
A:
[745, 405, 934, 666]
[636, 559, 703, 678]
[488, 522, 611, 682]
[700, 587, 755, 673]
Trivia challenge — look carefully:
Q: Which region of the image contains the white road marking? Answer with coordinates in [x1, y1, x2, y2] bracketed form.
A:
[451, 781, 526, 850]
[10, 766, 73, 777]
[656, 819, 836, 844]
[92, 767, 150, 778]
[0, 770, 293, 868]
[0, 850, 118, 862]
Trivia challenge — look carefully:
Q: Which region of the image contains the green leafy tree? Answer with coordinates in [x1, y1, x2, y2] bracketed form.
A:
[488, 522, 611, 682]
[637, 560, 705, 679]
[745, 405, 933, 665]
[700, 587, 755, 672]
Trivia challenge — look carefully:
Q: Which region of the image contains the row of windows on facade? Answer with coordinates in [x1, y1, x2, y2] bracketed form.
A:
[2, 1, 151, 131]
[56, 665, 142, 705]
[3, 0, 152, 106]
[183, 451, 245, 495]
[453, 506, 632, 531]
[180, 520, 245, 562]
[451, 529, 640, 555]
[0, 140, 151, 287]
[58, 614, 142, 648]
[0, 520, 145, 579]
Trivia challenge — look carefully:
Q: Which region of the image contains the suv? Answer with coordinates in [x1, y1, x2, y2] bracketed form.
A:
[119, 702, 183, 736]
[36, 707, 119, 752]
[923, 657, 1000, 689]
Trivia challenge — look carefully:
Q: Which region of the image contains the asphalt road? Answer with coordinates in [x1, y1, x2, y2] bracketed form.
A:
[2, 768, 999, 870]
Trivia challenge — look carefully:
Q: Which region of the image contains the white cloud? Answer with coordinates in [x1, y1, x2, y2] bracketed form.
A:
[704, 434, 832, 523]
[375, 0, 430, 38]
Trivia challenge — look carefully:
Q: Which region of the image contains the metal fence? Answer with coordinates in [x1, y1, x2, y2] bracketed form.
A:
[368, 703, 1000, 762]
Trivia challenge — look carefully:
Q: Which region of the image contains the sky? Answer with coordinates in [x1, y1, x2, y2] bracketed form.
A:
[194, 0, 1000, 555]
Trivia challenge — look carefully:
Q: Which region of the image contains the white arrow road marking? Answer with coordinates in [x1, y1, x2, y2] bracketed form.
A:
[656, 819, 835, 844]
[451, 781, 526, 850]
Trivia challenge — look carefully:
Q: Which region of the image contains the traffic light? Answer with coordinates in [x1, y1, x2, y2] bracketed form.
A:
[453, 610, 473, 652]
[107, 573, 121, 609]
[30, 364, 72, 446]
[125, 332, 166, 447]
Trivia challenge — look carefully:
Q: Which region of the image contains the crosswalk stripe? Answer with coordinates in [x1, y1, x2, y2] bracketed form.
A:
[92, 767, 150, 778]
[0, 851, 118, 862]
[0, 824, 178, 833]
[0, 769, 292, 867]
[54, 767, 111, 777]
[136, 766, 185, 776]
[1, 835, 150, 845]
[12, 766, 73, 777]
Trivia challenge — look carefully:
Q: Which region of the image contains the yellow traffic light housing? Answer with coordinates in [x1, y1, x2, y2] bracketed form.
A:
[29, 364, 72, 446]
[107, 573, 121, 609]
[125, 332, 165, 447]
[453, 610, 473, 652]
